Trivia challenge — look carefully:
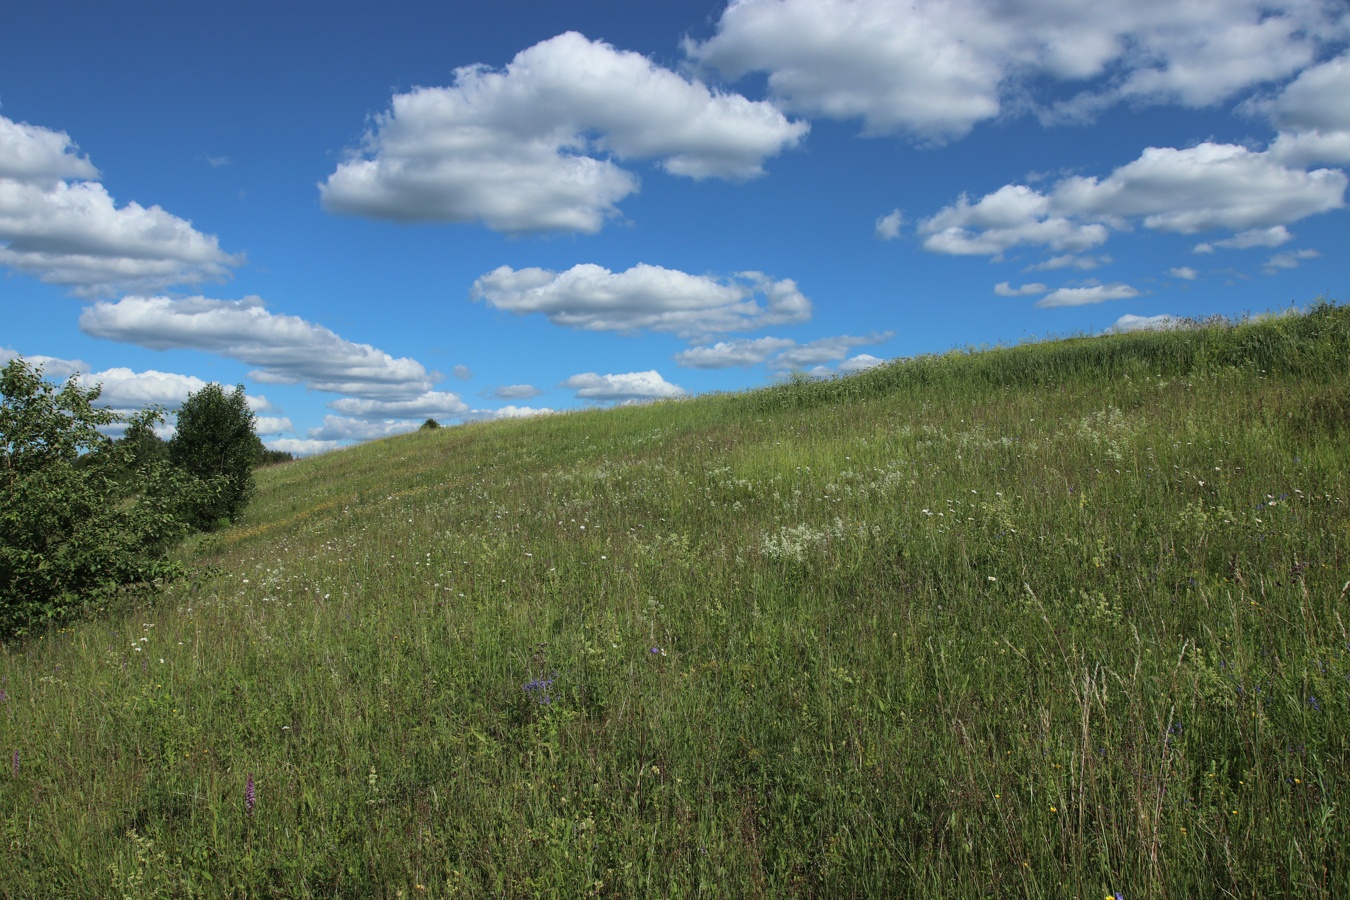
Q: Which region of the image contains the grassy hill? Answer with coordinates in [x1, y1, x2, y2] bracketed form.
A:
[3, 302, 1348, 897]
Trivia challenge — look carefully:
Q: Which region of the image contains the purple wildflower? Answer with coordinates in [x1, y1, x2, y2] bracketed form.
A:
[245, 773, 255, 816]
[1308, 695, 1321, 712]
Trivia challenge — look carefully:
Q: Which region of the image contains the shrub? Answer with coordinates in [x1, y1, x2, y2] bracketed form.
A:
[168, 383, 258, 530]
[420, 418, 441, 431]
[0, 359, 193, 637]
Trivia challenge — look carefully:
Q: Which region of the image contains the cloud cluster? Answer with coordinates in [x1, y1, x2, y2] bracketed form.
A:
[561, 370, 685, 401]
[0, 115, 241, 296]
[1035, 283, 1141, 308]
[689, 0, 1346, 141]
[472, 263, 811, 338]
[79, 295, 437, 400]
[1, 347, 275, 417]
[320, 31, 807, 234]
[674, 332, 891, 370]
[921, 142, 1345, 261]
[1107, 313, 1186, 334]
[1261, 52, 1350, 166]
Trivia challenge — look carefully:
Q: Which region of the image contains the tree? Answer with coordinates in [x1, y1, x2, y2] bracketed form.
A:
[420, 418, 441, 431]
[168, 383, 258, 530]
[1, 358, 193, 637]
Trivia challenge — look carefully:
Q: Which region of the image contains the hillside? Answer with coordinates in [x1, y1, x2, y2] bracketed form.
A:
[3, 302, 1349, 897]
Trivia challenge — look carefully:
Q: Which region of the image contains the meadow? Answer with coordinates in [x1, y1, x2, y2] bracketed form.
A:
[2, 302, 1347, 897]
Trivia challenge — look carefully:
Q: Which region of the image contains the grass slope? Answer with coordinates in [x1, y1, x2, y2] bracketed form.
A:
[3, 303, 1349, 898]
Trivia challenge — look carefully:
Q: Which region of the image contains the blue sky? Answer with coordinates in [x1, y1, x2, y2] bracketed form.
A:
[3, 0, 1347, 453]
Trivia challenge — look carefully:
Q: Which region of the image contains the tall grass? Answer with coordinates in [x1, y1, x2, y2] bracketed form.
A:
[2, 302, 1348, 897]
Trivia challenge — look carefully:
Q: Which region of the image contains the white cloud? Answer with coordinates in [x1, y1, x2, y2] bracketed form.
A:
[0, 115, 242, 296]
[1193, 225, 1293, 253]
[1261, 52, 1350, 166]
[320, 31, 807, 234]
[253, 416, 294, 436]
[920, 184, 1108, 257]
[562, 370, 685, 401]
[326, 391, 469, 420]
[1264, 248, 1319, 273]
[0, 347, 89, 381]
[674, 333, 890, 370]
[1036, 282, 1141, 308]
[923, 143, 1345, 259]
[308, 416, 422, 442]
[266, 438, 341, 457]
[1168, 267, 1199, 280]
[79, 295, 436, 400]
[766, 333, 893, 370]
[1052, 143, 1345, 233]
[672, 336, 797, 368]
[489, 384, 545, 400]
[875, 209, 904, 240]
[994, 281, 1048, 297]
[1107, 313, 1186, 333]
[471, 263, 811, 338]
[465, 405, 556, 421]
[1024, 253, 1110, 271]
[837, 353, 887, 373]
[452, 364, 473, 380]
[689, 0, 1345, 141]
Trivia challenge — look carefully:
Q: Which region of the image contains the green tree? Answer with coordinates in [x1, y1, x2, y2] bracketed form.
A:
[168, 383, 258, 530]
[0, 358, 193, 637]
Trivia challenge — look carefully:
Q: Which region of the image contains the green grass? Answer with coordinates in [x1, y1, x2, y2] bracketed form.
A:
[3, 302, 1349, 897]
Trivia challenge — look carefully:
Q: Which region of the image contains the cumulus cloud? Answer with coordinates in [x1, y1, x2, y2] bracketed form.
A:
[920, 184, 1109, 257]
[253, 416, 294, 436]
[562, 370, 685, 402]
[1036, 282, 1141, 308]
[1025, 254, 1110, 271]
[1264, 248, 1319, 273]
[1107, 313, 1187, 333]
[922, 143, 1345, 261]
[451, 364, 473, 380]
[837, 353, 887, 373]
[1168, 267, 1199, 280]
[0, 347, 89, 381]
[1052, 143, 1345, 233]
[688, 0, 1345, 141]
[326, 391, 470, 420]
[0, 348, 274, 417]
[471, 263, 811, 338]
[994, 281, 1049, 297]
[79, 295, 436, 400]
[875, 209, 904, 240]
[1193, 225, 1293, 253]
[320, 31, 807, 234]
[672, 336, 797, 368]
[267, 438, 341, 457]
[464, 405, 556, 421]
[674, 333, 890, 370]
[307, 416, 422, 442]
[1260, 52, 1350, 165]
[489, 384, 545, 400]
[0, 115, 242, 296]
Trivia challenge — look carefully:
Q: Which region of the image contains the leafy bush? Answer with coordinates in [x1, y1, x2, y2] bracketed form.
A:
[0, 359, 194, 637]
[167, 383, 258, 530]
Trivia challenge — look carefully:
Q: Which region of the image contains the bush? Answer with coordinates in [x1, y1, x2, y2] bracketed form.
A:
[0, 359, 193, 637]
[420, 418, 441, 430]
[168, 383, 258, 530]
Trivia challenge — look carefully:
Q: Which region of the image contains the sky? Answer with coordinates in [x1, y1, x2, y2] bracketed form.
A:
[2, 0, 1347, 454]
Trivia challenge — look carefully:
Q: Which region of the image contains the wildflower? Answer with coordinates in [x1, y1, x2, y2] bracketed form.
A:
[245, 773, 255, 816]
[1308, 695, 1321, 712]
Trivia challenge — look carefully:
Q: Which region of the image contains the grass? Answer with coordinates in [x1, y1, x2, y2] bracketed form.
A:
[3, 301, 1349, 897]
